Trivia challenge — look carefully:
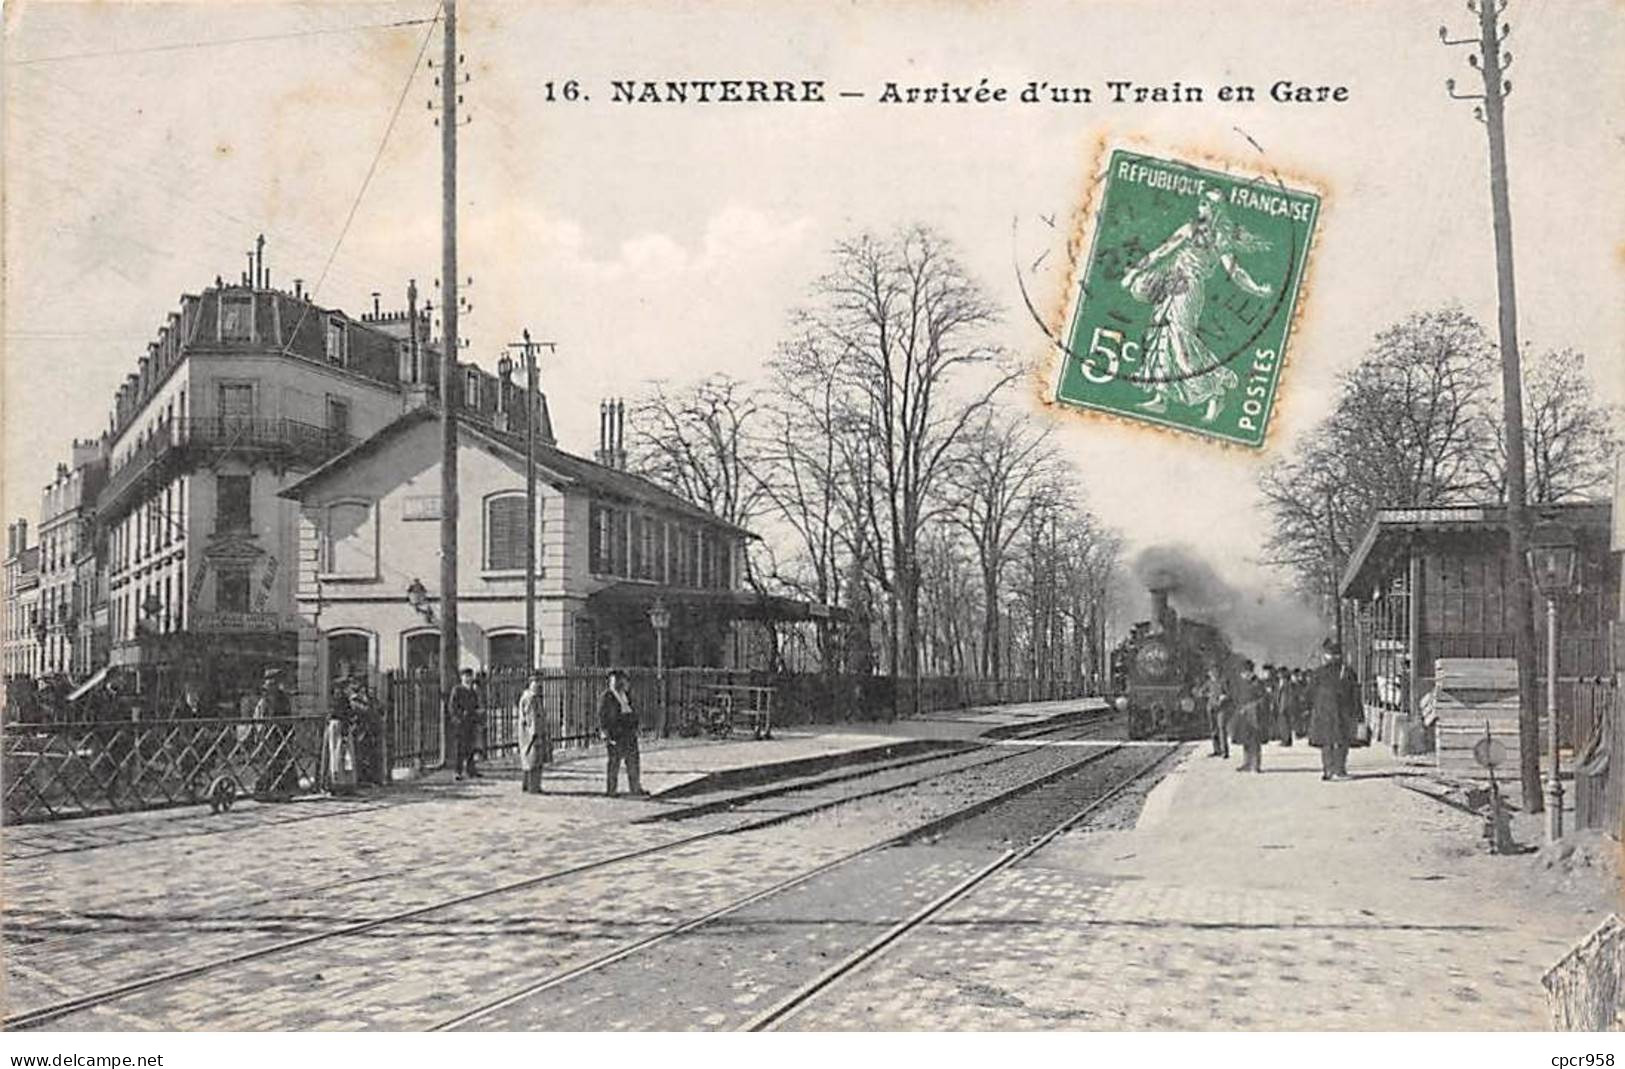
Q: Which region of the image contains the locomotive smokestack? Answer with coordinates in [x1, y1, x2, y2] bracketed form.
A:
[1148, 585, 1176, 633]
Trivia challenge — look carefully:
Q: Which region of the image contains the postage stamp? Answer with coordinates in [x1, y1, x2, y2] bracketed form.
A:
[1053, 148, 1321, 448]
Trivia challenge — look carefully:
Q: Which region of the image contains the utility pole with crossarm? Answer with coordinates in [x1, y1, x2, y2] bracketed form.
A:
[1441, 0, 1543, 811]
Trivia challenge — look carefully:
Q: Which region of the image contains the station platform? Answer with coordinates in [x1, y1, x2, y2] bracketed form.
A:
[531, 730, 942, 799]
[515, 696, 1111, 797]
[805, 736, 1620, 1030]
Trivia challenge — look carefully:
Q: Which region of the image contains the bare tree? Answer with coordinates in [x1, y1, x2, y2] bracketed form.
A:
[1476, 347, 1621, 503]
[944, 412, 1056, 678]
[1261, 307, 1497, 598]
[799, 225, 1014, 698]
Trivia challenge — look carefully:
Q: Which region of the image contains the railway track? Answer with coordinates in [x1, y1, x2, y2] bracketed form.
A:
[434, 739, 1177, 1032]
[745, 745, 1179, 1030]
[5, 708, 1126, 1031]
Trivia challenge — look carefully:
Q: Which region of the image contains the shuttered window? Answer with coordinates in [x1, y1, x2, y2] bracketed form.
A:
[485, 494, 527, 571]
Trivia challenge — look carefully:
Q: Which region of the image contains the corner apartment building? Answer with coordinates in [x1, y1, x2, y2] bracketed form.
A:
[94, 258, 440, 697]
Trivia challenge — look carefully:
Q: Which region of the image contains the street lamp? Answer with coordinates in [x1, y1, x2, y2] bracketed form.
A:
[1526, 519, 1579, 842]
[649, 598, 671, 736]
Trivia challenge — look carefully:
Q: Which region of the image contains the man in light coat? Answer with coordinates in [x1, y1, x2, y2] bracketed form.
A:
[519, 672, 551, 794]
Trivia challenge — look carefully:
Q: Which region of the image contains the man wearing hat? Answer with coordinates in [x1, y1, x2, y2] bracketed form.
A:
[598, 669, 645, 796]
[1308, 639, 1360, 780]
[518, 671, 550, 793]
[447, 667, 483, 780]
[253, 667, 298, 798]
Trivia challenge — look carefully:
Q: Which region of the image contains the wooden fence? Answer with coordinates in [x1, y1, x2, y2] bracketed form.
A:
[1573, 677, 1623, 839]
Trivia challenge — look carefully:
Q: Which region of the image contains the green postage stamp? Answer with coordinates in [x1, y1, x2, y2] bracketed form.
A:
[1054, 149, 1320, 448]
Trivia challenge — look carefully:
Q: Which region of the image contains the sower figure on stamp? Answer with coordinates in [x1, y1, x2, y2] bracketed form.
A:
[518, 671, 551, 794]
[448, 667, 482, 780]
[599, 668, 646, 797]
[1120, 188, 1274, 423]
[1309, 638, 1360, 781]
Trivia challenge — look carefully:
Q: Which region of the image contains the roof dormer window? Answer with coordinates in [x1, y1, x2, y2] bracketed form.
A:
[220, 294, 254, 342]
[325, 317, 348, 366]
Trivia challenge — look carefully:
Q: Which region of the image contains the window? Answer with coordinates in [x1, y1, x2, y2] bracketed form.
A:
[404, 631, 440, 674]
[218, 383, 254, 432]
[327, 632, 371, 684]
[217, 474, 251, 533]
[488, 633, 528, 671]
[323, 500, 376, 579]
[326, 397, 351, 439]
[589, 503, 609, 574]
[464, 369, 481, 409]
[216, 568, 251, 613]
[220, 294, 254, 342]
[484, 494, 527, 572]
[325, 317, 347, 366]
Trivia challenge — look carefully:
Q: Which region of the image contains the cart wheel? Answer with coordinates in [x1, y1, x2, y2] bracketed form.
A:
[209, 777, 237, 814]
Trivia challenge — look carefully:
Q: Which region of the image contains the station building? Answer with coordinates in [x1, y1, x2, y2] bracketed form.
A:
[278, 400, 817, 715]
[1338, 501, 1619, 750]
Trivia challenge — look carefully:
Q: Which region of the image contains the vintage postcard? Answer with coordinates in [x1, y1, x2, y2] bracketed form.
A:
[1, 0, 1621, 1058]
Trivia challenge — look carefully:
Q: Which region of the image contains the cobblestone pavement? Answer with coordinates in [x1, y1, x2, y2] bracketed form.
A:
[787, 743, 1608, 1030]
[3, 723, 1120, 1030]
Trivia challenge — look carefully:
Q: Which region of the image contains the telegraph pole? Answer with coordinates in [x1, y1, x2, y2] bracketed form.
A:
[505, 331, 556, 674]
[1442, 0, 1542, 810]
[438, 0, 461, 769]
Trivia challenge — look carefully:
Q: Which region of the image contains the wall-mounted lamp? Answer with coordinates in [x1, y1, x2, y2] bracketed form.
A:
[406, 577, 435, 623]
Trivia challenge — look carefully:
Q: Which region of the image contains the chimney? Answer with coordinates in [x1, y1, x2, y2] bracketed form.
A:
[7, 523, 15, 559]
[597, 401, 610, 465]
[615, 399, 627, 470]
[294, 278, 305, 300]
[255, 234, 266, 289]
[372, 291, 382, 318]
[16, 519, 27, 554]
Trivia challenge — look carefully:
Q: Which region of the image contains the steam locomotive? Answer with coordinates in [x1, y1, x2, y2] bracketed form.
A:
[1110, 586, 1234, 740]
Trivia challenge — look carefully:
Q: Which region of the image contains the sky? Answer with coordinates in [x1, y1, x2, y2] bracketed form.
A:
[4, 0, 1621, 658]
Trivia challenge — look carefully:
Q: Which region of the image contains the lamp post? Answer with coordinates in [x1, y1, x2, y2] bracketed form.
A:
[649, 598, 671, 736]
[1526, 520, 1579, 842]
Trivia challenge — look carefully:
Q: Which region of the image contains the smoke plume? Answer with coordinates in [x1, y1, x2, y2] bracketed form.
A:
[1129, 543, 1327, 665]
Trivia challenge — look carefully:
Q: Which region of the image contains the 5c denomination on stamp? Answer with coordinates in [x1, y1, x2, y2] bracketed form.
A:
[1054, 148, 1321, 448]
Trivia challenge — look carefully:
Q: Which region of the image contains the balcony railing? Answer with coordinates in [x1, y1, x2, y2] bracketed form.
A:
[102, 417, 354, 513]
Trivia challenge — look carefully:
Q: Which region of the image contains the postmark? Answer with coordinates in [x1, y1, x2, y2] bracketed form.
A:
[1053, 148, 1321, 448]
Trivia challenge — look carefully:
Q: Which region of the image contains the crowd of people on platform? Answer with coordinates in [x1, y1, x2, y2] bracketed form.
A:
[1201, 637, 1365, 779]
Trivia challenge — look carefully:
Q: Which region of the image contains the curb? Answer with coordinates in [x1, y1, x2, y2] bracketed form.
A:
[654, 738, 960, 800]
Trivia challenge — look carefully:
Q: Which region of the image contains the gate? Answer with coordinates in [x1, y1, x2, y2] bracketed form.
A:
[2, 716, 325, 824]
[383, 670, 445, 772]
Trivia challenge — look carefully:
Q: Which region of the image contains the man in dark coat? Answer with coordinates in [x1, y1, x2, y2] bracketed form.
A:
[448, 667, 482, 780]
[598, 669, 645, 796]
[1308, 640, 1360, 780]
[253, 668, 299, 798]
[1201, 664, 1229, 759]
[1232, 659, 1264, 773]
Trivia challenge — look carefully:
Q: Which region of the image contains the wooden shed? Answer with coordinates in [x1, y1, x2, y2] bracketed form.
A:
[1338, 502, 1618, 754]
